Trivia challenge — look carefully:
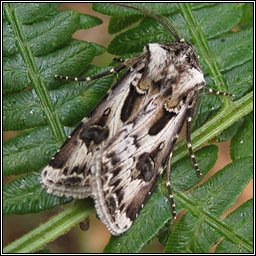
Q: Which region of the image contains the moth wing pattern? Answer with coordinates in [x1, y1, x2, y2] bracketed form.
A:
[41, 120, 92, 198]
[89, 42, 205, 235]
[40, 3, 235, 236]
[40, 54, 150, 198]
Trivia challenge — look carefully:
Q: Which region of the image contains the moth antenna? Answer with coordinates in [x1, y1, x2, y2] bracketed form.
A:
[113, 3, 181, 42]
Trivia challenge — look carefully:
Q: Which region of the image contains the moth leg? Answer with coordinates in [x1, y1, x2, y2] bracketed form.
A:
[202, 86, 234, 98]
[166, 152, 177, 219]
[186, 106, 202, 177]
[187, 86, 234, 175]
[55, 62, 128, 82]
[111, 58, 127, 81]
[55, 56, 140, 82]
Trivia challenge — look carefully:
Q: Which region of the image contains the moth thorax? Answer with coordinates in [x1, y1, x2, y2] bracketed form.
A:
[146, 43, 169, 80]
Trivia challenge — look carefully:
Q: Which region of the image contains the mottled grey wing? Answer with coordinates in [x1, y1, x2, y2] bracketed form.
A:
[40, 56, 149, 198]
[89, 90, 199, 235]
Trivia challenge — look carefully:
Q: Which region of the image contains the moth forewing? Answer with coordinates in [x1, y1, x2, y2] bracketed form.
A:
[89, 42, 206, 235]
[41, 50, 150, 198]
[41, 4, 234, 236]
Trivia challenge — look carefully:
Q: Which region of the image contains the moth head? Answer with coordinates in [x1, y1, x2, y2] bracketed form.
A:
[173, 42, 202, 71]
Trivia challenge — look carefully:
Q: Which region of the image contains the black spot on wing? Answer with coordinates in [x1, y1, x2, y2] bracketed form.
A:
[49, 151, 68, 169]
[136, 153, 155, 182]
[137, 66, 145, 74]
[79, 125, 109, 147]
[136, 143, 164, 182]
[133, 135, 140, 148]
[152, 79, 164, 89]
[58, 163, 87, 178]
[106, 196, 116, 215]
[65, 176, 82, 184]
[149, 110, 176, 135]
[112, 167, 122, 177]
[55, 176, 83, 187]
[63, 167, 68, 175]
[121, 84, 143, 122]
[106, 151, 120, 166]
[126, 203, 137, 221]
[95, 108, 111, 127]
[71, 165, 85, 175]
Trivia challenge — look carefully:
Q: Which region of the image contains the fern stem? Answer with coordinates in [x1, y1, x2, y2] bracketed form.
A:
[3, 3, 66, 143]
[3, 200, 94, 253]
[178, 3, 231, 98]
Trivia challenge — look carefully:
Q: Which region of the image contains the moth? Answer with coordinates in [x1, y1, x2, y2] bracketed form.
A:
[41, 4, 234, 235]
